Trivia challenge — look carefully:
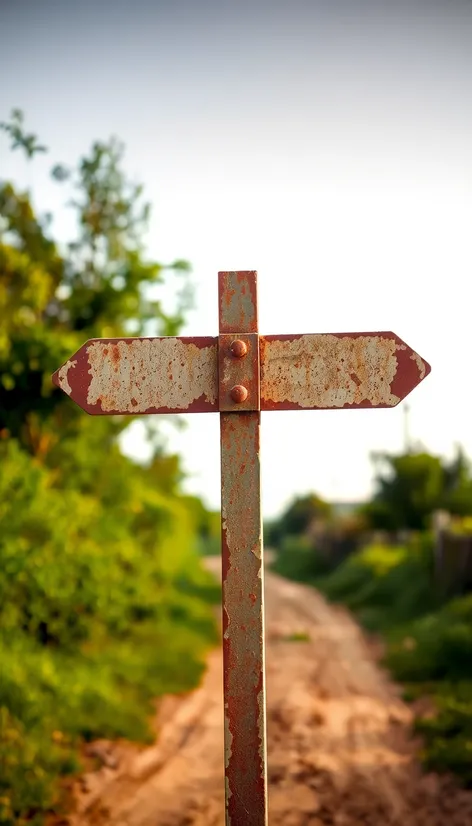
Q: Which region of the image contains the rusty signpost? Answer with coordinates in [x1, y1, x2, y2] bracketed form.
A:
[53, 270, 430, 825]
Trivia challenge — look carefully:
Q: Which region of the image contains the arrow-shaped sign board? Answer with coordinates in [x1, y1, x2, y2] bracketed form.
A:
[53, 271, 430, 826]
[53, 331, 429, 415]
[53, 336, 218, 415]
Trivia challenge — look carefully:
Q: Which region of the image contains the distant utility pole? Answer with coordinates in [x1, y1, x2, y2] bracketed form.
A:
[403, 403, 411, 453]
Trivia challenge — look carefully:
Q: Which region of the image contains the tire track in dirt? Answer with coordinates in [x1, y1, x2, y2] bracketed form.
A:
[67, 563, 472, 826]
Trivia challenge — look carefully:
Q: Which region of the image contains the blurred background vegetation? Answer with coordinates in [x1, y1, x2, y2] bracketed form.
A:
[269, 447, 472, 787]
[2, 107, 472, 822]
[0, 111, 221, 825]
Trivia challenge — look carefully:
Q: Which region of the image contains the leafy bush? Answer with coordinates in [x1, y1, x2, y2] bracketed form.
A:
[271, 535, 334, 582]
[385, 594, 472, 682]
[267, 494, 331, 547]
[0, 439, 220, 824]
[0, 113, 220, 824]
[386, 602, 472, 785]
[415, 683, 472, 786]
[318, 538, 439, 631]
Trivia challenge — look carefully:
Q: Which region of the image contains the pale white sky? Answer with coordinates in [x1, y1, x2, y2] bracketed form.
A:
[1, 0, 471, 516]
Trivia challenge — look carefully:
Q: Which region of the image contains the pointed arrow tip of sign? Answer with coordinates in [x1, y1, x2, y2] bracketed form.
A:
[391, 337, 431, 405]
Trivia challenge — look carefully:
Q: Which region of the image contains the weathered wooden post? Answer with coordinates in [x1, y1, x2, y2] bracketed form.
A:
[53, 270, 430, 825]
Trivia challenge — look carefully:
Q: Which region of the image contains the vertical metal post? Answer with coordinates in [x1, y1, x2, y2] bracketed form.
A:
[219, 271, 267, 826]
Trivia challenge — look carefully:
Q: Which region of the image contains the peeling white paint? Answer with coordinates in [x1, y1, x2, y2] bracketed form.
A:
[224, 775, 233, 826]
[410, 350, 426, 380]
[86, 338, 217, 412]
[261, 335, 402, 407]
[251, 542, 261, 560]
[224, 703, 234, 770]
[57, 359, 77, 396]
[257, 676, 266, 768]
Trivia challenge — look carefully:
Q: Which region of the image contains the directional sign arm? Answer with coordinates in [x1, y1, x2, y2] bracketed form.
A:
[259, 332, 430, 411]
[53, 331, 430, 415]
[52, 336, 218, 415]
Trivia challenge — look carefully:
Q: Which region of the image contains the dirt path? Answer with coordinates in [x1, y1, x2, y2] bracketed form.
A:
[68, 563, 472, 826]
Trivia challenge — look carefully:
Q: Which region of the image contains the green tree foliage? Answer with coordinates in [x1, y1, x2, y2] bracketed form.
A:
[182, 497, 221, 556]
[269, 448, 472, 551]
[0, 109, 47, 158]
[442, 446, 472, 518]
[267, 492, 331, 547]
[363, 452, 445, 531]
[363, 448, 472, 532]
[0, 112, 219, 825]
[268, 494, 366, 582]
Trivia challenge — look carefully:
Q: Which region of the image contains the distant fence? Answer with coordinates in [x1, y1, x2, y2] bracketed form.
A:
[433, 511, 472, 599]
[306, 518, 363, 568]
[307, 511, 472, 601]
[314, 531, 361, 567]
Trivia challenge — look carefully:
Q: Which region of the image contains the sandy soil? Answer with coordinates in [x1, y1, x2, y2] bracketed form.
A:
[65, 562, 472, 826]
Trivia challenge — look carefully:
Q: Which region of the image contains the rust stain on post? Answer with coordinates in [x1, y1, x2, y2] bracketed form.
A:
[219, 271, 258, 334]
[221, 413, 266, 826]
[219, 271, 267, 826]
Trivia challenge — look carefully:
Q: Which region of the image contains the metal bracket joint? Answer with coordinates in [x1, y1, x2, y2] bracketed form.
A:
[218, 332, 260, 412]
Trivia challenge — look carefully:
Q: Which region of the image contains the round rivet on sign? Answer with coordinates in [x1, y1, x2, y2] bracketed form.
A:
[230, 384, 248, 403]
[230, 339, 248, 359]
